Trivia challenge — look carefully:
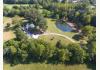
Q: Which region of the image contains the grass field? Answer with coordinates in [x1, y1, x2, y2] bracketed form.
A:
[4, 63, 95, 70]
[3, 31, 16, 41]
[38, 18, 78, 45]
[3, 17, 12, 25]
[39, 35, 73, 46]
[3, 16, 24, 27]
[45, 18, 77, 38]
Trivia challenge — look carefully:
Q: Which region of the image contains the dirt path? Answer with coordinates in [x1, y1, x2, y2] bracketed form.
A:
[39, 32, 76, 43]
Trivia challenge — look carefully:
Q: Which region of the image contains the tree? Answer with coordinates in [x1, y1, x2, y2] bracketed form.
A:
[9, 46, 17, 55]
[15, 29, 28, 41]
[8, 8, 20, 17]
[4, 0, 31, 4]
[3, 6, 10, 16]
[67, 44, 86, 63]
[12, 15, 23, 29]
[9, 45, 18, 65]
[81, 25, 95, 41]
[87, 40, 96, 63]
[56, 40, 62, 48]
[91, 15, 96, 27]
[42, 9, 51, 17]
[42, 44, 55, 60]
[6, 23, 11, 29]
[25, 8, 47, 32]
[4, 0, 16, 4]
[12, 15, 22, 24]
[58, 49, 70, 62]
[83, 14, 92, 25]
[12, 5, 19, 9]
[75, 11, 80, 18]
[33, 44, 46, 61]
[18, 43, 29, 62]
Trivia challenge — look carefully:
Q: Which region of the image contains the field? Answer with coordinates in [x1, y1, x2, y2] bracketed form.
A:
[3, 31, 15, 41]
[39, 35, 73, 46]
[45, 18, 77, 38]
[3, 17, 12, 25]
[4, 63, 95, 70]
[38, 18, 78, 45]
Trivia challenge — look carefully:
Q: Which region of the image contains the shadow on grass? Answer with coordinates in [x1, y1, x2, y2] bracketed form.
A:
[86, 63, 96, 70]
[4, 58, 96, 70]
[72, 34, 81, 41]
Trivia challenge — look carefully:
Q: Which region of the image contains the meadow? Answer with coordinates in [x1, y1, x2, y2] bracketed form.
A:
[4, 63, 95, 70]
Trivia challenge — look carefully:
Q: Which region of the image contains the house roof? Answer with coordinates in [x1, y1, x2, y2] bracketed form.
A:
[26, 23, 35, 29]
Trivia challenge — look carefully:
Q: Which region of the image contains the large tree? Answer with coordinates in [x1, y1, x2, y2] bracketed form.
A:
[25, 8, 47, 32]
[81, 25, 95, 41]
[67, 44, 86, 63]
[87, 40, 96, 63]
[15, 29, 28, 41]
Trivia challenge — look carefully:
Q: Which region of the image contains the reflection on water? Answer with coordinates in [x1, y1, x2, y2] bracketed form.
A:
[56, 23, 73, 32]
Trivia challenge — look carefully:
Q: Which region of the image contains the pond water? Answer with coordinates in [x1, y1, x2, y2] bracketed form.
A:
[56, 23, 73, 32]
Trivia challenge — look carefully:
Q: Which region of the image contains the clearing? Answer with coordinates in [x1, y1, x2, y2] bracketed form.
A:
[3, 31, 15, 41]
[45, 18, 78, 38]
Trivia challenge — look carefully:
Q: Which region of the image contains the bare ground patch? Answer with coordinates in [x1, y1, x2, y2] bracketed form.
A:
[3, 31, 15, 41]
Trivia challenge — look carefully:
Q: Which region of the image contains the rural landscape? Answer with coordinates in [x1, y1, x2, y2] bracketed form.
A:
[3, 0, 96, 70]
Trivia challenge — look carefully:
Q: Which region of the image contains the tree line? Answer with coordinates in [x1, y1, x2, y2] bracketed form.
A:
[4, 2, 96, 27]
[4, 0, 96, 5]
[3, 0, 59, 4]
[47, 2, 96, 27]
[3, 28, 96, 66]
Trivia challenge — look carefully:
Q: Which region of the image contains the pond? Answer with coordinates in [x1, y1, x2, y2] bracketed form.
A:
[56, 23, 73, 32]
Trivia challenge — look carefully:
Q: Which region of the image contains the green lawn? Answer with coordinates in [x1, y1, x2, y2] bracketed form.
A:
[45, 18, 78, 38]
[38, 18, 79, 45]
[4, 63, 95, 70]
[3, 17, 12, 25]
[39, 35, 73, 46]
[3, 16, 24, 25]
